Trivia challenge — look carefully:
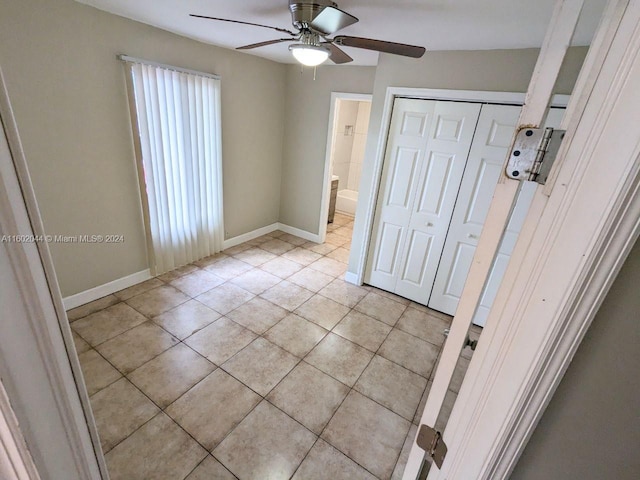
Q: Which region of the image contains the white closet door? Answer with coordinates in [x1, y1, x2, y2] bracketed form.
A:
[365, 98, 436, 292]
[394, 101, 482, 303]
[429, 106, 565, 325]
[428, 104, 521, 315]
[365, 98, 481, 304]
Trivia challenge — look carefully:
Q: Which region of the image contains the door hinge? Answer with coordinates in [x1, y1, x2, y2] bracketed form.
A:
[506, 127, 565, 184]
[417, 424, 448, 469]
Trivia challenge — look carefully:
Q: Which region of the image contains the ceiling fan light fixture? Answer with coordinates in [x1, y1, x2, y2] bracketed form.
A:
[289, 44, 330, 66]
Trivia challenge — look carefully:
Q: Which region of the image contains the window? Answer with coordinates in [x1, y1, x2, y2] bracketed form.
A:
[124, 57, 223, 274]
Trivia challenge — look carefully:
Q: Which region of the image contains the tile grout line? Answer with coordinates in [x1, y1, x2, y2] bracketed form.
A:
[73, 225, 441, 479]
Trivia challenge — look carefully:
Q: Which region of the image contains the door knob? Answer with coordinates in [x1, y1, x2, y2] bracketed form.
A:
[426, 222, 434, 227]
[467, 233, 477, 239]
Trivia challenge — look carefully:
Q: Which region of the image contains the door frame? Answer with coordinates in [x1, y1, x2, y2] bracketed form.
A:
[0, 67, 106, 478]
[318, 92, 372, 243]
[401, 0, 637, 478]
[428, 1, 639, 477]
[354, 88, 569, 286]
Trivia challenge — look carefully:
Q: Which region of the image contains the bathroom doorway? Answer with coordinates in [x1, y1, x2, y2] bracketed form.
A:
[320, 93, 372, 243]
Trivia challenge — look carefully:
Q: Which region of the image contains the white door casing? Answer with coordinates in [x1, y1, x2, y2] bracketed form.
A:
[470, 107, 566, 326]
[0, 68, 105, 479]
[429, 0, 640, 477]
[404, 0, 588, 477]
[365, 99, 481, 304]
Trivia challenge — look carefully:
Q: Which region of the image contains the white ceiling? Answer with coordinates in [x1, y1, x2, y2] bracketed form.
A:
[76, 0, 607, 66]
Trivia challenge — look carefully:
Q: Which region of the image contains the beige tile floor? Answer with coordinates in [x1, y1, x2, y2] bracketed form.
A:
[68, 213, 472, 480]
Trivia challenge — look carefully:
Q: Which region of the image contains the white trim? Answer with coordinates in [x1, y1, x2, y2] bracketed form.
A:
[64, 222, 290, 310]
[278, 222, 321, 243]
[420, 1, 639, 479]
[223, 223, 280, 249]
[0, 68, 104, 478]
[0, 379, 41, 480]
[344, 271, 359, 285]
[350, 88, 569, 286]
[417, 0, 586, 475]
[62, 269, 152, 310]
[319, 92, 373, 244]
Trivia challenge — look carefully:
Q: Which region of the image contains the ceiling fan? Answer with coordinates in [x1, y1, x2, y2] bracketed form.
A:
[190, 0, 426, 67]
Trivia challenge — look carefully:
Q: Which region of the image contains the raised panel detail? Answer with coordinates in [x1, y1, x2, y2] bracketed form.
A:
[387, 148, 419, 208]
[443, 242, 476, 298]
[435, 115, 464, 141]
[374, 223, 403, 274]
[401, 230, 432, 285]
[464, 158, 502, 225]
[400, 112, 428, 137]
[417, 152, 454, 215]
[487, 120, 516, 147]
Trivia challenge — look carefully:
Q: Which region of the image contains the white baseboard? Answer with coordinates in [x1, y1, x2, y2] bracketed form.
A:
[63, 223, 319, 310]
[223, 223, 280, 249]
[63, 269, 152, 310]
[277, 223, 321, 243]
[344, 271, 359, 285]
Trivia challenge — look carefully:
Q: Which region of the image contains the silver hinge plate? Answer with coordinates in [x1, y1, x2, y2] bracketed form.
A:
[417, 424, 448, 469]
[505, 127, 565, 184]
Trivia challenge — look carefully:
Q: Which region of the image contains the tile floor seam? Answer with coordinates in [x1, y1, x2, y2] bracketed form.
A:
[82, 347, 125, 396]
[181, 455, 208, 480]
[97, 322, 182, 376]
[218, 335, 308, 398]
[316, 305, 423, 478]
[112, 410, 210, 474]
[286, 436, 383, 480]
[107, 369, 246, 469]
[394, 320, 451, 351]
[71, 304, 146, 348]
[308, 326, 394, 472]
[92, 316, 426, 446]
[125, 292, 192, 325]
[72, 222, 451, 479]
[125, 342, 217, 409]
[96, 382, 167, 455]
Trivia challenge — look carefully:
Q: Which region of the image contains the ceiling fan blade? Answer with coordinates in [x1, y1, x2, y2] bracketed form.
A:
[322, 42, 353, 64]
[310, 6, 358, 35]
[333, 36, 426, 58]
[237, 38, 296, 50]
[190, 14, 297, 36]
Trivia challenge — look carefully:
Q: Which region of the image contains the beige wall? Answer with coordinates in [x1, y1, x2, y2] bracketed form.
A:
[0, 0, 590, 297]
[511, 239, 640, 480]
[279, 65, 376, 234]
[348, 47, 588, 274]
[0, 0, 286, 296]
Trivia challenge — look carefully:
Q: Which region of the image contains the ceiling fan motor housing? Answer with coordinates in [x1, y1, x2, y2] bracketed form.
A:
[288, 0, 337, 29]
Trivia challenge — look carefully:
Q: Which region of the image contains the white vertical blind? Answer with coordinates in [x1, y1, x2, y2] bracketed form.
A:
[128, 61, 223, 274]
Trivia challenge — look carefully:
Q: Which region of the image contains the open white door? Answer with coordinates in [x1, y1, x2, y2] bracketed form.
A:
[404, 0, 589, 477]
[429, 107, 566, 326]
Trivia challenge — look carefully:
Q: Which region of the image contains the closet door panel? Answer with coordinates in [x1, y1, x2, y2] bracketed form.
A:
[365, 98, 436, 291]
[428, 103, 521, 315]
[394, 101, 482, 304]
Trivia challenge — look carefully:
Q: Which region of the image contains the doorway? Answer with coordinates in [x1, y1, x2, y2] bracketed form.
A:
[320, 93, 372, 244]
